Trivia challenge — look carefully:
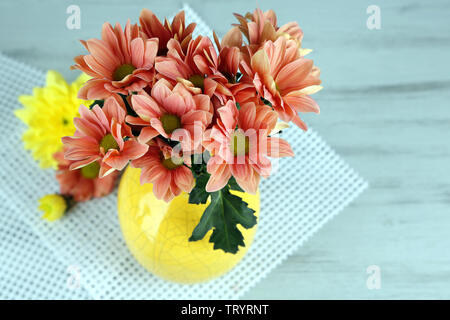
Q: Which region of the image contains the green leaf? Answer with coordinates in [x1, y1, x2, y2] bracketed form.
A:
[189, 187, 257, 254]
[191, 156, 207, 178]
[189, 174, 210, 204]
[120, 93, 138, 117]
[89, 100, 104, 109]
[228, 177, 244, 192]
[260, 97, 273, 108]
[236, 72, 243, 82]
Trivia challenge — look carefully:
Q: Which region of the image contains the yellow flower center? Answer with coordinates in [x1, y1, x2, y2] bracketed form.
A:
[161, 155, 183, 170]
[100, 133, 119, 151]
[188, 74, 205, 91]
[231, 131, 250, 156]
[80, 161, 100, 179]
[160, 114, 181, 134]
[113, 64, 136, 81]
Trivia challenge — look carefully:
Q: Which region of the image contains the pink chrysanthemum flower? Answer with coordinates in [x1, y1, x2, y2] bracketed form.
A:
[211, 27, 260, 110]
[62, 97, 149, 177]
[139, 9, 196, 55]
[131, 138, 194, 202]
[203, 101, 294, 193]
[234, 8, 304, 52]
[213, 27, 242, 84]
[72, 21, 158, 100]
[211, 28, 262, 107]
[126, 79, 213, 151]
[54, 152, 118, 202]
[155, 36, 233, 104]
[240, 37, 322, 130]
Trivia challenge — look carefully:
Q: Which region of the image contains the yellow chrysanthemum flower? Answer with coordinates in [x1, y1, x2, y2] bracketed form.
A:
[15, 71, 92, 168]
[39, 194, 67, 222]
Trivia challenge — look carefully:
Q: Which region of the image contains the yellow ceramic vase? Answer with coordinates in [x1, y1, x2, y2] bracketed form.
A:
[117, 167, 260, 284]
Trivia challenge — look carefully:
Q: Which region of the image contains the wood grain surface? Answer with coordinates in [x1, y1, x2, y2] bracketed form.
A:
[1, 0, 449, 299]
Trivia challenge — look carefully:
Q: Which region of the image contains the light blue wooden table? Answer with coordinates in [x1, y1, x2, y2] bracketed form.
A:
[1, 0, 449, 299]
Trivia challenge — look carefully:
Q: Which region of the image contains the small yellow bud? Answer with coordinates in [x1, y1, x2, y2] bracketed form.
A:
[39, 194, 67, 222]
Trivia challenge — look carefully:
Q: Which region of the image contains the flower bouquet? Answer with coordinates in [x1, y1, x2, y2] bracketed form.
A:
[17, 7, 321, 281]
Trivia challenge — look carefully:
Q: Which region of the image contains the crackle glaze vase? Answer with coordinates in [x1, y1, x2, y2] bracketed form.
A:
[117, 167, 260, 284]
